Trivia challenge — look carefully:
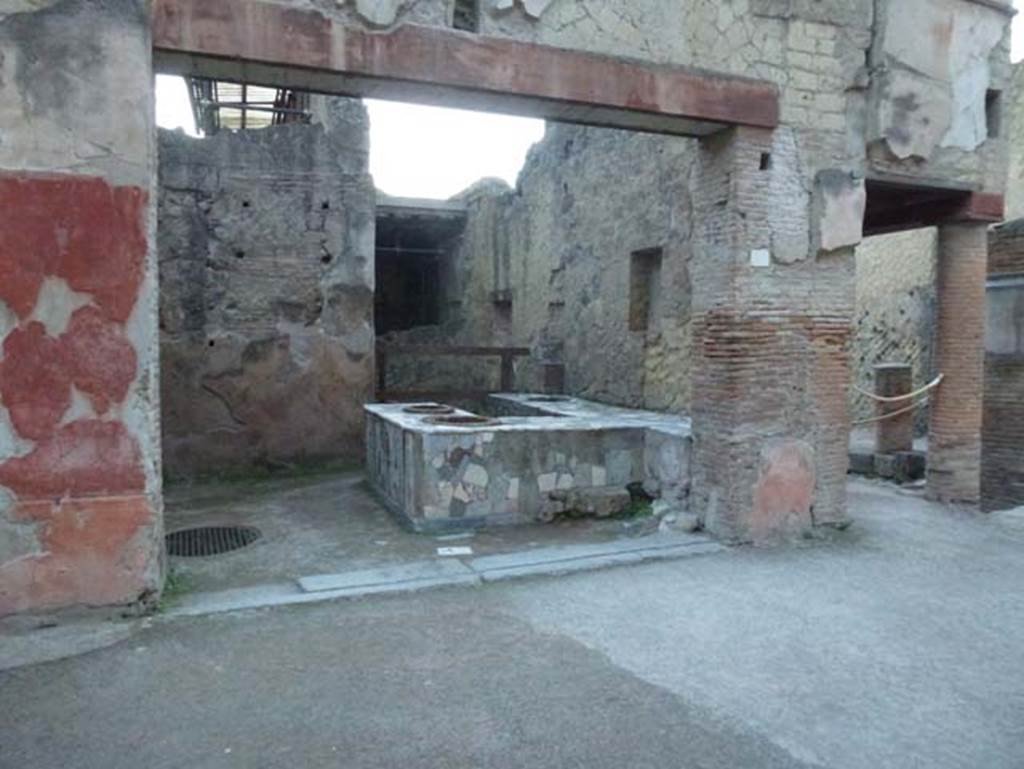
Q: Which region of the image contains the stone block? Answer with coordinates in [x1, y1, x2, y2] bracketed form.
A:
[874, 453, 897, 479]
[893, 451, 927, 483]
[815, 169, 865, 252]
[558, 486, 632, 519]
[848, 451, 875, 476]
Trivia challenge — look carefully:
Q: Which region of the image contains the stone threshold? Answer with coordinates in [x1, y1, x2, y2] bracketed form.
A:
[166, 533, 725, 619]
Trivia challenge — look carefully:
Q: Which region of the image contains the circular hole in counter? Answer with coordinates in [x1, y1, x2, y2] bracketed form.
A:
[402, 403, 457, 415]
[424, 414, 501, 427]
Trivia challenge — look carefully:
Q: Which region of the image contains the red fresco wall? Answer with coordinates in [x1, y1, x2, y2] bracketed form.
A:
[0, 173, 159, 615]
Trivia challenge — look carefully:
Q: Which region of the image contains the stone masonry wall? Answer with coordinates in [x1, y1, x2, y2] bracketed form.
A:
[507, 124, 695, 409]
[158, 99, 375, 479]
[316, 0, 1011, 197]
[1004, 62, 1024, 221]
[404, 123, 696, 411]
[851, 230, 937, 430]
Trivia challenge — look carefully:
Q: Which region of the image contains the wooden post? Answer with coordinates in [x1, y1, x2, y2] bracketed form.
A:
[376, 346, 388, 396]
[499, 352, 515, 392]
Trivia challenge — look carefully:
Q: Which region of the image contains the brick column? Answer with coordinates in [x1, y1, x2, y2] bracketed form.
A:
[0, 2, 162, 616]
[927, 224, 987, 504]
[689, 127, 858, 542]
[874, 363, 914, 453]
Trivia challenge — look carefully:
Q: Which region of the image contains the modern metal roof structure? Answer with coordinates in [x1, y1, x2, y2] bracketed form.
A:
[187, 78, 312, 134]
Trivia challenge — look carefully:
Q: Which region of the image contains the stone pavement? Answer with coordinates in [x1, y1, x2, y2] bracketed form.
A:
[2, 479, 1023, 769]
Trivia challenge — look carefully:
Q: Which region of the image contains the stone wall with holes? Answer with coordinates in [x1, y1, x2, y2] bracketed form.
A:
[157, 98, 375, 478]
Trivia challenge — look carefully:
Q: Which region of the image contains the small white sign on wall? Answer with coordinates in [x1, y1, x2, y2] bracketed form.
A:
[750, 248, 772, 268]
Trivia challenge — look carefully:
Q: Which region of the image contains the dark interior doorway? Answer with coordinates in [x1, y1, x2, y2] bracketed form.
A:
[374, 197, 467, 334]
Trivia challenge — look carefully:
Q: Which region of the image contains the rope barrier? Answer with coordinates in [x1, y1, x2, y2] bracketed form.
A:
[851, 373, 944, 403]
[850, 397, 930, 426]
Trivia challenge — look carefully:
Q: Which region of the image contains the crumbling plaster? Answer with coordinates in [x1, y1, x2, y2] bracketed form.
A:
[332, 0, 558, 29]
[0, 0, 162, 615]
[158, 98, 375, 478]
[868, 0, 1012, 188]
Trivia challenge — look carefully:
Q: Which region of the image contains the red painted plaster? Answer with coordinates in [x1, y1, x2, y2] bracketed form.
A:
[0, 321, 72, 440]
[0, 310, 138, 440]
[0, 174, 147, 323]
[752, 441, 816, 539]
[0, 172, 152, 616]
[62, 305, 138, 415]
[0, 420, 146, 500]
[0, 495, 156, 616]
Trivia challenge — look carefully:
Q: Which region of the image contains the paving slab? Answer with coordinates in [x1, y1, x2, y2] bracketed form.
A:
[468, 532, 718, 572]
[164, 533, 725, 618]
[168, 572, 483, 618]
[298, 559, 475, 593]
[475, 541, 725, 582]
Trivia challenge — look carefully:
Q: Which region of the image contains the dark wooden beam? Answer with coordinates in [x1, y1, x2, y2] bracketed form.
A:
[378, 345, 531, 357]
[152, 0, 779, 137]
[864, 179, 1004, 237]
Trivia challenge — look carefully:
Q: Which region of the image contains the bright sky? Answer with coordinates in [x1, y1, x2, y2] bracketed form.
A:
[154, 75, 545, 199]
[155, 6, 1024, 198]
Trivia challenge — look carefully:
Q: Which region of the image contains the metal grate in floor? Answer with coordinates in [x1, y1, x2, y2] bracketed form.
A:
[166, 525, 262, 558]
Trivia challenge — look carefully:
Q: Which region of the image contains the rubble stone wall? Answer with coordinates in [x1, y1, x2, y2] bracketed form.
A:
[157, 99, 376, 479]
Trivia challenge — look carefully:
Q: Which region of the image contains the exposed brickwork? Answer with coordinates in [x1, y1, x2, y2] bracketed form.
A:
[690, 127, 855, 541]
[982, 357, 1024, 510]
[927, 224, 988, 504]
[988, 219, 1024, 276]
[982, 219, 1024, 511]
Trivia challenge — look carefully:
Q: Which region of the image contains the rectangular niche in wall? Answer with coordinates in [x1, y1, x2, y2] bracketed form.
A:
[629, 247, 663, 333]
[986, 89, 1003, 139]
[452, 0, 479, 32]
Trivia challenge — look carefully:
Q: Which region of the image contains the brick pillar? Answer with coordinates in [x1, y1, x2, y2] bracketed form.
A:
[927, 224, 987, 504]
[874, 363, 914, 453]
[689, 127, 858, 542]
[0, 2, 162, 616]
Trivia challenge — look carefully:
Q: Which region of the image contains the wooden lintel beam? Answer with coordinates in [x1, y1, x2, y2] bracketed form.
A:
[152, 0, 779, 137]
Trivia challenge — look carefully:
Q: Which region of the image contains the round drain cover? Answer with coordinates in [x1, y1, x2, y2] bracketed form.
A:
[166, 525, 262, 558]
